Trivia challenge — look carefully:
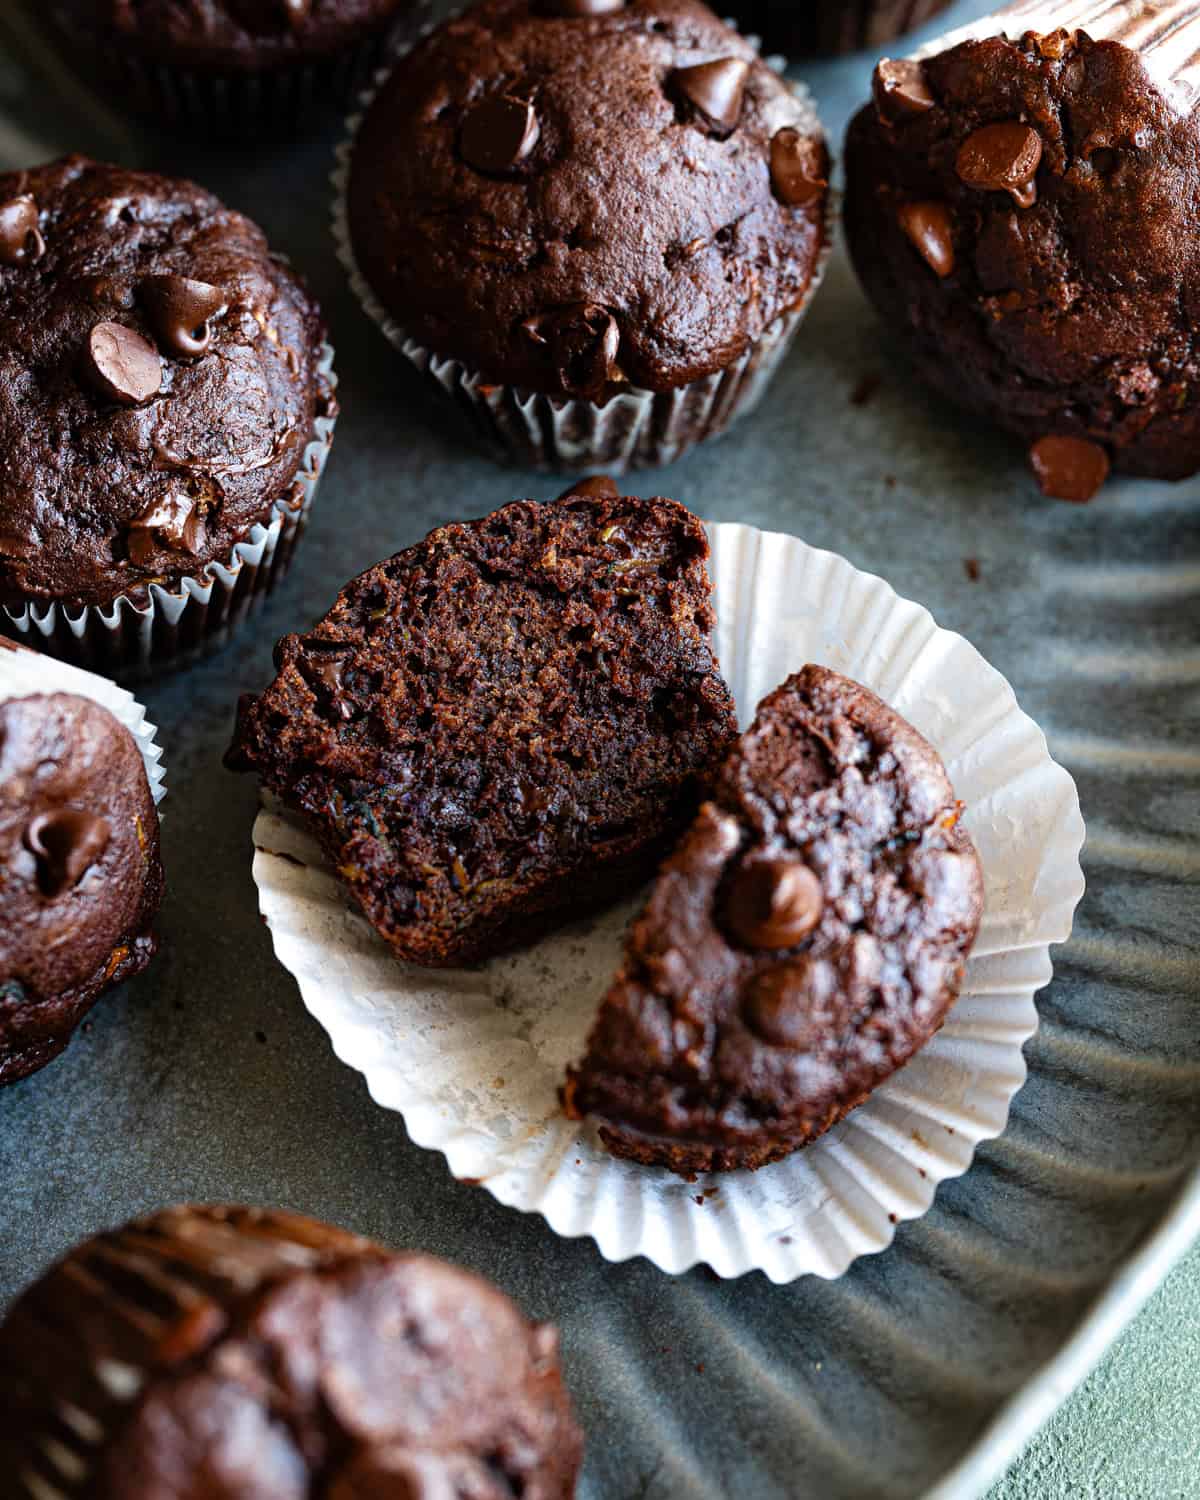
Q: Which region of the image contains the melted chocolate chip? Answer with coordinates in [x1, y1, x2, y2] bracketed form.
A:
[769, 128, 827, 207]
[300, 644, 354, 720]
[522, 303, 621, 398]
[725, 856, 823, 950]
[1029, 434, 1110, 503]
[540, 0, 625, 12]
[0, 195, 44, 267]
[872, 59, 934, 122]
[82, 322, 162, 406]
[127, 493, 203, 565]
[24, 809, 111, 897]
[141, 275, 228, 359]
[897, 201, 955, 278]
[671, 58, 750, 138]
[556, 475, 619, 500]
[956, 122, 1043, 208]
[745, 959, 826, 1048]
[460, 96, 540, 174]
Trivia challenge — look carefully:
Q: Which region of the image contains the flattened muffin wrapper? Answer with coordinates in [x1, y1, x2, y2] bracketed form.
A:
[1, 344, 338, 684]
[331, 26, 836, 474]
[0, 644, 166, 804]
[42, 3, 431, 137]
[249, 522, 1086, 1283]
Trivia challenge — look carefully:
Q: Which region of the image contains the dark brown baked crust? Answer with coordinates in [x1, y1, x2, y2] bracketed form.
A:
[0, 156, 333, 611]
[566, 665, 984, 1173]
[0, 692, 163, 1085]
[844, 27, 1200, 483]
[731, 0, 952, 55]
[346, 0, 829, 397]
[48, 0, 414, 69]
[227, 494, 737, 966]
[0, 1204, 582, 1499]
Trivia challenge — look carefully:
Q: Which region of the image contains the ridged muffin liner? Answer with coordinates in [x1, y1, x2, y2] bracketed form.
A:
[1, 344, 338, 684]
[330, 26, 836, 473]
[249, 522, 1086, 1283]
[0, 642, 166, 804]
[42, 4, 429, 137]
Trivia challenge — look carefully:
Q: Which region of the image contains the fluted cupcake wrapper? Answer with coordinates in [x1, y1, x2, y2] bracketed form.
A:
[1, 344, 337, 684]
[41, 4, 430, 137]
[331, 26, 835, 473]
[250, 522, 1087, 1283]
[0, 643, 165, 804]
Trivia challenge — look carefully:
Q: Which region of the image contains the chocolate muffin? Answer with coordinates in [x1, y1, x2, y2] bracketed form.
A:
[565, 665, 984, 1173]
[0, 689, 163, 1085]
[43, 1, 424, 135]
[227, 493, 738, 966]
[339, 0, 830, 470]
[731, 0, 953, 55]
[0, 156, 336, 676]
[0, 1204, 583, 1499]
[844, 6, 1200, 500]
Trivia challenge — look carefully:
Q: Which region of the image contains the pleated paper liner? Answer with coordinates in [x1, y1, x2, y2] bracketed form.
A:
[2, 344, 337, 683]
[0, 640, 166, 805]
[331, 22, 835, 472]
[249, 522, 1085, 1282]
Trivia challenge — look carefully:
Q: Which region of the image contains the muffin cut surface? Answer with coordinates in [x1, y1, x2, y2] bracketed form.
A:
[566, 664, 984, 1173]
[228, 494, 737, 965]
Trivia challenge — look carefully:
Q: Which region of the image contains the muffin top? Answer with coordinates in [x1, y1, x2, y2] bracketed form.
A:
[568, 665, 984, 1172]
[346, 0, 829, 397]
[54, 0, 413, 69]
[0, 1204, 583, 1500]
[0, 691, 162, 1009]
[0, 156, 332, 611]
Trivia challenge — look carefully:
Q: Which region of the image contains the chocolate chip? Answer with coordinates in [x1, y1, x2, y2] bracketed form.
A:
[956, 122, 1043, 208]
[0, 194, 44, 267]
[898, 201, 955, 278]
[1029, 435, 1110, 503]
[557, 475, 620, 500]
[141, 275, 227, 359]
[522, 303, 621, 398]
[300, 644, 353, 719]
[769, 128, 827, 207]
[725, 856, 823, 950]
[745, 959, 827, 1048]
[872, 58, 934, 122]
[24, 809, 111, 897]
[540, 0, 625, 12]
[82, 322, 162, 406]
[460, 95, 540, 174]
[127, 493, 204, 565]
[671, 57, 750, 138]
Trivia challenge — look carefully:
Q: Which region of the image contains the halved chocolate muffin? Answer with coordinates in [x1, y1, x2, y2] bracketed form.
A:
[0, 1204, 583, 1498]
[227, 493, 738, 965]
[566, 665, 984, 1173]
[0, 689, 163, 1085]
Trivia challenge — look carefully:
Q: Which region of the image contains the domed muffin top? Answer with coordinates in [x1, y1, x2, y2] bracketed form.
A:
[0, 156, 332, 610]
[346, 0, 829, 397]
[0, 691, 162, 1009]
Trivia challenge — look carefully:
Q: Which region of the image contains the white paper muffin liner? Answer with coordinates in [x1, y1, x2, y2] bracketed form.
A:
[1, 344, 338, 683]
[249, 522, 1085, 1282]
[331, 27, 835, 473]
[0, 641, 166, 804]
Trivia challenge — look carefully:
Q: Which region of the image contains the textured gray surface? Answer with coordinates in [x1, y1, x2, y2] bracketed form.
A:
[0, 3, 1198, 1497]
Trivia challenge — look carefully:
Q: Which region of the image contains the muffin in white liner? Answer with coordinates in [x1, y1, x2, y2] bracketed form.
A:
[2, 344, 338, 683]
[0, 640, 166, 804]
[249, 522, 1085, 1282]
[331, 11, 835, 474]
